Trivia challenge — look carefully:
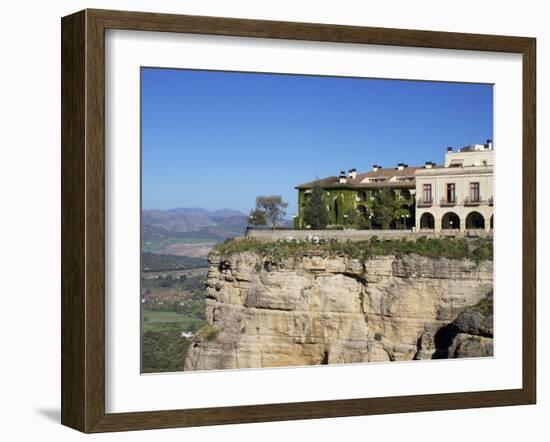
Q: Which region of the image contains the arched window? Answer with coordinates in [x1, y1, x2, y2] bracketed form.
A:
[442, 212, 460, 230]
[420, 213, 435, 229]
[466, 212, 485, 229]
[302, 191, 311, 206]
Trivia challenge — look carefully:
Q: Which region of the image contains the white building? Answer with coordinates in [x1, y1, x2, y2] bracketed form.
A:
[414, 140, 494, 233]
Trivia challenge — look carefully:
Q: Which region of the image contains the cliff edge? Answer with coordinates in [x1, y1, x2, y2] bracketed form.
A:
[185, 245, 493, 370]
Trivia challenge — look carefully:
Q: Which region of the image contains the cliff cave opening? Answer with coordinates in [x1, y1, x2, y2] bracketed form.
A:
[432, 323, 460, 359]
[321, 351, 329, 365]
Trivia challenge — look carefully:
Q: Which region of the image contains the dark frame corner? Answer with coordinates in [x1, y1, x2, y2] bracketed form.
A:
[61, 9, 536, 433]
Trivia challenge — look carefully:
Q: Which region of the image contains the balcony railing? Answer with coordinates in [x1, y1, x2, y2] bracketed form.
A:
[417, 198, 433, 207]
[464, 196, 486, 206]
[440, 197, 457, 207]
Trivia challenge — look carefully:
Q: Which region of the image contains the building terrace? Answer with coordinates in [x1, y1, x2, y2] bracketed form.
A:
[293, 139, 494, 234]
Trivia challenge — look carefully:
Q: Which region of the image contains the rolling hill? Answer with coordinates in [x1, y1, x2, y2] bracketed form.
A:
[141, 207, 248, 252]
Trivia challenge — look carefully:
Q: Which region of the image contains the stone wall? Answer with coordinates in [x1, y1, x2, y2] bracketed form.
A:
[245, 228, 492, 242]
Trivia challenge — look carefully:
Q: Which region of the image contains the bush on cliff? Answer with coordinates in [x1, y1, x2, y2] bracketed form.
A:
[196, 323, 220, 341]
[212, 236, 493, 263]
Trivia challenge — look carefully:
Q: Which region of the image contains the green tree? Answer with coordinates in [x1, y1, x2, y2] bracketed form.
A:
[394, 206, 410, 229]
[372, 190, 414, 230]
[342, 206, 359, 228]
[248, 208, 267, 226]
[372, 189, 396, 229]
[303, 183, 329, 229]
[256, 195, 288, 228]
[356, 212, 372, 230]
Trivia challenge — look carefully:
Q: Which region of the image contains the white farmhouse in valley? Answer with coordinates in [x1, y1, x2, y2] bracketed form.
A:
[414, 140, 494, 233]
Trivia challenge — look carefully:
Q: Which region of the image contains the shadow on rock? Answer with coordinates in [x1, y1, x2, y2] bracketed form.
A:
[432, 323, 460, 359]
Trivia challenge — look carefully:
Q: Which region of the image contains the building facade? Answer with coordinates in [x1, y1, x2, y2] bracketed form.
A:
[294, 164, 417, 229]
[294, 140, 494, 232]
[415, 142, 494, 233]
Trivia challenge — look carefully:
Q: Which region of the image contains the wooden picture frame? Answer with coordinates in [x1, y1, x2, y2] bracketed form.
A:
[61, 9, 536, 433]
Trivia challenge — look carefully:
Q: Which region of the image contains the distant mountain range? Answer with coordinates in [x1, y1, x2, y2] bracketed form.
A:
[141, 207, 249, 245]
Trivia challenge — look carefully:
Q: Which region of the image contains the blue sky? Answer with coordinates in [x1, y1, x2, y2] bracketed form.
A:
[141, 68, 493, 214]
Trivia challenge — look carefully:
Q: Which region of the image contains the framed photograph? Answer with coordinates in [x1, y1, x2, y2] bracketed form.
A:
[61, 9, 536, 433]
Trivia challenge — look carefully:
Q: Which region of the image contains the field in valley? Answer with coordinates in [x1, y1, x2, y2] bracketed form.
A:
[141, 265, 208, 373]
[152, 242, 215, 258]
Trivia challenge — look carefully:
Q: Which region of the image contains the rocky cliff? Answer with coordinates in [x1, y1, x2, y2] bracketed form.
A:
[184, 251, 493, 370]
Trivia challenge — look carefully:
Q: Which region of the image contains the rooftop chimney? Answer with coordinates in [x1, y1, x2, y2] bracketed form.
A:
[486, 139, 493, 150]
[447, 146, 453, 152]
[372, 164, 379, 172]
[348, 168, 357, 179]
[397, 163, 405, 171]
[338, 170, 347, 184]
[425, 161, 433, 169]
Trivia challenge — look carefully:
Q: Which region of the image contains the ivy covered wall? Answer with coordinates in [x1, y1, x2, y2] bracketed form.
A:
[296, 187, 415, 229]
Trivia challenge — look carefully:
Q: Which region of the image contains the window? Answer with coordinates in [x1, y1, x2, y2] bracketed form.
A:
[422, 184, 432, 202]
[446, 183, 455, 203]
[470, 182, 480, 202]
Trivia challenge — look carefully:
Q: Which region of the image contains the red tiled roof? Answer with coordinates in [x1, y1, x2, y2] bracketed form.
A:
[295, 166, 429, 190]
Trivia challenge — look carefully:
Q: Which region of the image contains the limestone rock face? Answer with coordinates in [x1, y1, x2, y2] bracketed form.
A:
[184, 252, 493, 371]
[441, 295, 494, 359]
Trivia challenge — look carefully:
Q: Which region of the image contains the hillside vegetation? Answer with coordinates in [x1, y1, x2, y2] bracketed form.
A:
[141, 269, 207, 373]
